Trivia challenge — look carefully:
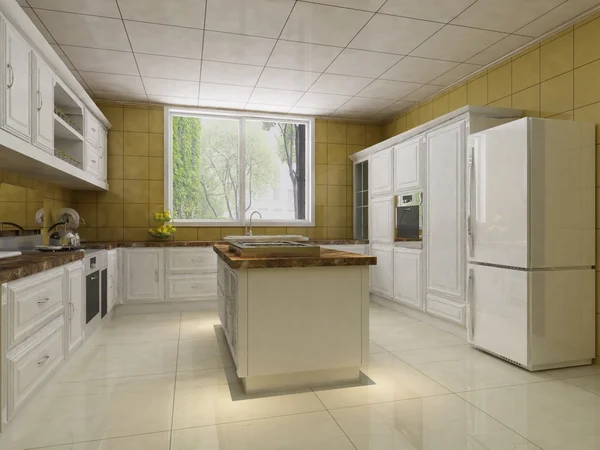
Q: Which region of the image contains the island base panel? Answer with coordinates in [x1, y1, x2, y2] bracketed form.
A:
[242, 367, 360, 394]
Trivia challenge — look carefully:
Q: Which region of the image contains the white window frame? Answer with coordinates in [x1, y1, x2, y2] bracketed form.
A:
[164, 106, 315, 227]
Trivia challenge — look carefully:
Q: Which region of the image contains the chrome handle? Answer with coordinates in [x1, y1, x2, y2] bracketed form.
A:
[467, 145, 475, 258]
[70, 301, 75, 320]
[91, 127, 96, 132]
[36, 90, 42, 111]
[37, 355, 50, 365]
[191, 259, 203, 262]
[467, 268, 475, 343]
[37, 297, 50, 305]
[6, 63, 14, 88]
[91, 159, 96, 163]
[90, 274, 98, 280]
[155, 269, 159, 282]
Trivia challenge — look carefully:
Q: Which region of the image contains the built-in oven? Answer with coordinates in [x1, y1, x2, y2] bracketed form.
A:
[395, 191, 423, 242]
[84, 250, 107, 334]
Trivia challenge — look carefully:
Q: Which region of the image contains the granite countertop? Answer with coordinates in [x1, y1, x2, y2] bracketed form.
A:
[213, 244, 376, 270]
[84, 239, 369, 250]
[0, 250, 85, 284]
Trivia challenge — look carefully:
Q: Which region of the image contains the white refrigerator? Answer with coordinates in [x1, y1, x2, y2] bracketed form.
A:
[466, 117, 596, 371]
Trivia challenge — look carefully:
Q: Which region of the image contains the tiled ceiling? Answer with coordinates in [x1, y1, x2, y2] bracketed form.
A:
[18, 0, 600, 121]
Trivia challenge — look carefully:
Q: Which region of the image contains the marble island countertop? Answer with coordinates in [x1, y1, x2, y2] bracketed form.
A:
[0, 250, 85, 283]
[213, 244, 376, 270]
[84, 239, 369, 250]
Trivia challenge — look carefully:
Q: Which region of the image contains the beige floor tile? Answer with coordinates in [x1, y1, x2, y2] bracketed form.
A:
[17, 433, 171, 450]
[314, 353, 449, 409]
[331, 394, 540, 450]
[566, 374, 600, 395]
[172, 373, 325, 429]
[370, 321, 465, 352]
[171, 412, 355, 450]
[369, 304, 418, 327]
[179, 310, 222, 340]
[1, 375, 174, 449]
[546, 363, 600, 379]
[369, 341, 387, 354]
[177, 335, 236, 372]
[62, 340, 178, 381]
[460, 380, 600, 449]
[393, 345, 554, 392]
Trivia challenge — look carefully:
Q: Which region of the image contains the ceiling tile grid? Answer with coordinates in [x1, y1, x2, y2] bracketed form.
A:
[19, 0, 600, 121]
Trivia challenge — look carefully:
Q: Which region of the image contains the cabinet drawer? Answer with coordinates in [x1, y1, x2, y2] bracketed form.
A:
[166, 248, 217, 274]
[86, 145, 100, 176]
[166, 274, 217, 302]
[85, 109, 99, 148]
[6, 268, 64, 348]
[6, 318, 64, 421]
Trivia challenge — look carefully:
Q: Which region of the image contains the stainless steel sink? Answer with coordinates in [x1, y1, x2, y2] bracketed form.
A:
[228, 241, 321, 258]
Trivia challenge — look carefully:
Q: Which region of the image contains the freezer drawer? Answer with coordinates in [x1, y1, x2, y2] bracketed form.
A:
[468, 264, 528, 367]
[469, 264, 595, 370]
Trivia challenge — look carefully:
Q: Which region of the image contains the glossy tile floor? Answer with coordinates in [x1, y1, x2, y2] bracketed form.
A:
[3, 303, 600, 449]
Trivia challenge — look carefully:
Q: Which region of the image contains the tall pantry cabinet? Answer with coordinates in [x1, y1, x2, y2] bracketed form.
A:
[351, 106, 522, 327]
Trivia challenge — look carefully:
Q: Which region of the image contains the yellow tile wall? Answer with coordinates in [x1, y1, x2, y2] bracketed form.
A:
[0, 169, 75, 236]
[384, 10, 600, 361]
[76, 103, 384, 242]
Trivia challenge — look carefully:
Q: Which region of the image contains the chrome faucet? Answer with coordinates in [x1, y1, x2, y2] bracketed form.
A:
[245, 211, 262, 236]
[0, 222, 26, 232]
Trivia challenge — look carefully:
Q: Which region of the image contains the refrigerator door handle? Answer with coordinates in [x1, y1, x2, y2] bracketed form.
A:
[466, 268, 475, 344]
[467, 143, 476, 258]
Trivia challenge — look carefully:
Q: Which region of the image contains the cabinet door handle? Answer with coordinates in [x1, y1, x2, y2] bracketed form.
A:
[37, 297, 50, 305]
[36, 90, 42, 111]
[6, 63, 14, 88]
[91, 127, 96, 132]
[37, 355, 50, 365]
[91, 159, 96, 164]
[70, 301, 75, 320]
[155, 269, 159, 282]
[90, 274, 98, 280]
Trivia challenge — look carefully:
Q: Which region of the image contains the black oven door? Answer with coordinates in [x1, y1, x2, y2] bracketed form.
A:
[86, 271, 100, 324]
[396, 205, 420, 240]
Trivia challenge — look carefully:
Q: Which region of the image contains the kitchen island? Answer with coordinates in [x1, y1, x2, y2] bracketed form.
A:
[213, 244, 376, 393]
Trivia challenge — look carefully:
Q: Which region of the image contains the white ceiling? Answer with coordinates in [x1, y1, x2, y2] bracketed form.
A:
[18, 0, 600, 121]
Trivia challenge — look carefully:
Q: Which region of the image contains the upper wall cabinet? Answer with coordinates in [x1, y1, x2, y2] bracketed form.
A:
[1, 20, 31, 140]
[0, 9, 110, 190]
[394, 137, 421, 192]
[31, 53, 54, 153]
[370, 147, 393, 196]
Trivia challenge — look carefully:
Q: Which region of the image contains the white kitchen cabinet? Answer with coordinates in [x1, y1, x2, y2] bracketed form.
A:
[1, 20, 32, 140]
[5, 317, 64, 423]
[370, 196, 394, 244]
[4, 266, 64, 349]
[393, 248, 423, 310]
[98, 126, 107, 181]
[84, 108, 99, 148]
[64, 261, 83, 356]
[370, 147, 393, 196]
[166, 274, 217, 302]
[394, 137, 421, 192]
[123, 249, 164, 303]
[31, 53, 54, 153]
[165, 248, 217, 274]
[107, 249, 118, 311]
[425, 120, 466, 306]
[370, 245, 394, 298]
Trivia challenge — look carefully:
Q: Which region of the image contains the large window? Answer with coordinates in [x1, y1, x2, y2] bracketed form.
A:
[166, 109, 314, 226]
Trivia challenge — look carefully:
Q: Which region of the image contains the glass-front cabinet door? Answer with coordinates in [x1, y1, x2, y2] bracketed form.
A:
[354, 160, 369, 240]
